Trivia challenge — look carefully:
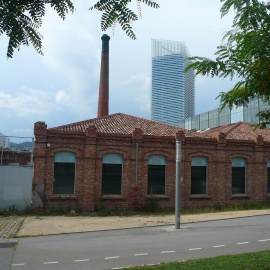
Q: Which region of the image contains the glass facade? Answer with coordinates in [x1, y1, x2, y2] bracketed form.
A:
[179, 98, 270, 130]
[151, 39, 195, 126]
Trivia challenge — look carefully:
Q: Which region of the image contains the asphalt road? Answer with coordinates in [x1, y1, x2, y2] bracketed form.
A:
[0, 241, 17, 270]
[9, 215, 270, 270]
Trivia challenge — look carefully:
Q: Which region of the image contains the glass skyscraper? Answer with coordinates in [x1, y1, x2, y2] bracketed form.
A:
[150, 39, 195, 126]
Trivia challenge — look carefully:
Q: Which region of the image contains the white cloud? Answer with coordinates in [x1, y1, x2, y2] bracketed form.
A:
[111, 74, 150, 118]
[1, 0, 240, 137]
[55, 90, 71, 103]
[0, 87, 58, 117]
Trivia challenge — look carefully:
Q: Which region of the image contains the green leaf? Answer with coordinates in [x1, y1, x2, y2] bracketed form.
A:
[186, 0, 270, 129]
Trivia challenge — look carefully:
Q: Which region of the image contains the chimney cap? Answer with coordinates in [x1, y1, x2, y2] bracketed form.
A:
[101, 34, 110, 40]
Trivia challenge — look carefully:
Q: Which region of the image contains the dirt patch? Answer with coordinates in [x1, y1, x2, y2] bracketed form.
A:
[16, 209, 270, 237]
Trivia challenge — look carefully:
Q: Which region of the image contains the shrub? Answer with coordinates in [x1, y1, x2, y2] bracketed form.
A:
[144, 196, 160, 212]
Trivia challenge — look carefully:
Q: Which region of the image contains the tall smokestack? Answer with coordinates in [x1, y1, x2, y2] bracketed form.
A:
[97, 34, 110, 118]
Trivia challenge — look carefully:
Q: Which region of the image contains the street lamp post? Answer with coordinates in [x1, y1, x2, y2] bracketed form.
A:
[175, 139, 181, 229]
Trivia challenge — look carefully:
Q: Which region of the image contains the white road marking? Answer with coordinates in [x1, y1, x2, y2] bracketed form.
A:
[237, 242, 249, 245]
[105, 256, 120, 260]
[12, 263, 26, 266]
[161, 250, 176, 254]
[213, 245, 225, 248]
[111, 268, 124, 269]
[134, 253, 148, 256]
[258, 239, 270, 242]
[74, 259, 90, 262]
[189, 248, 202, 251]
[43, 261, 58, 264]
[147, 264, 156, 266]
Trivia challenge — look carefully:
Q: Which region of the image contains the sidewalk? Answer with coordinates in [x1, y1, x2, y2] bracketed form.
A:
[0, 216, 25, 238]
[0, 209, 269, 238]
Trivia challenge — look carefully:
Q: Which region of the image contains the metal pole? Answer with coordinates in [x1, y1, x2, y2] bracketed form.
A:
[135, 142, 138, 185]
[31, 137, 34, 166]
[1, 146, 3, 165]
[175, 139, 181, 229]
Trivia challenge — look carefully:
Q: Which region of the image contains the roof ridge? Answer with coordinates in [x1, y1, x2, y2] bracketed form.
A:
[203, 124, 230, 135]
[48, 113, 123, 130]
[224, 121, 243, 136]
[115, 113, 185, 130]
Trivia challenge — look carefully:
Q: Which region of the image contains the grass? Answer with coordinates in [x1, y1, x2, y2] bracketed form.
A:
[0, 199, 270, 217]
[123, 250, 270, 270]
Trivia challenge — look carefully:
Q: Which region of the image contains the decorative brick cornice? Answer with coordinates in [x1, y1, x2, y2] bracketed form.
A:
[175, 130, 185, 141]
[256, 135, 264, 146]
[86, 125, 97, 139]
[34, 121, 47, 136]
[217, 132, 227, 144]
[132, 128, 143, 141]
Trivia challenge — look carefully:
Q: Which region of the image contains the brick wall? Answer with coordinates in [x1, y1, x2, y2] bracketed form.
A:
[33, 122, 270, 211]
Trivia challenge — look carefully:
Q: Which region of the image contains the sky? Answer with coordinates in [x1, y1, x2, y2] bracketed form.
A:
[0, 0, 238, 142]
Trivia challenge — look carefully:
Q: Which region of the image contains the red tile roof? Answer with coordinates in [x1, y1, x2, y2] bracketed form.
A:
[203, 121, 270, 142]
[49, 113, 208, 138]
[48, 114, 270, 142]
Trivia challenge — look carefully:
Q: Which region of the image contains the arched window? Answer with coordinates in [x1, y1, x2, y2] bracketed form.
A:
[102, 154, 122, 195]
[53, 152, 76, 195]
[267, 160, 270, 193]
[148, 155, 166, 195]
[191, 156, 207, 195]
[232, 158, 246, 194]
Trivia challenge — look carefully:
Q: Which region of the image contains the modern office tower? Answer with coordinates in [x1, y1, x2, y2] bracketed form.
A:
[150, 39, 195, 126]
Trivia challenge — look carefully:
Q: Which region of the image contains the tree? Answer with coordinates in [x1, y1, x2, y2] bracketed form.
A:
[0, 0, 75, 58]
[186, 0, 270, 129]
[90, 0, 159, 40]
[0, 0, 159, 59]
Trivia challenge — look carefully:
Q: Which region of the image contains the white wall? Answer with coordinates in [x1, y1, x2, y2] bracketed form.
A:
[0, 133, 10, 148]
[0, 166, 33, 211]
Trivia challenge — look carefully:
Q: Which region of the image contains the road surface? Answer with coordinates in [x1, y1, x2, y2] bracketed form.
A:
[10, 215, 270, 270]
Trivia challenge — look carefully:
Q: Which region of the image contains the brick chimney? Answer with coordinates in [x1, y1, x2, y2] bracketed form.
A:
[97, 34, 110, 118]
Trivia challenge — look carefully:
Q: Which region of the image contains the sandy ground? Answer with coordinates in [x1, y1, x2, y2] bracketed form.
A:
[16, 209, 270, 237]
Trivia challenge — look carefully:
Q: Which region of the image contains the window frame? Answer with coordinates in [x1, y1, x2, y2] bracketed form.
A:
[232, 157, 246, 195]
[147, 155, 166, 195]
[53, 152, 76, 195]
[102, 154, 123, 195]
[191, 156, 208, 195]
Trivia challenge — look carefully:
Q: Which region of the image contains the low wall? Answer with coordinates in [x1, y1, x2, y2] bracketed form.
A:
[0, 166, 33, 211]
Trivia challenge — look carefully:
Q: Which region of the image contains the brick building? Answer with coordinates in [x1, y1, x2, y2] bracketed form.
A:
[1, 148, 31, 166]
[33, 114, 270, 211]
[32, 34, 270, 210]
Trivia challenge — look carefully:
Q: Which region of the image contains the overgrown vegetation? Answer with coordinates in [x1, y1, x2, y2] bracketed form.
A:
[187, 0, 270, 129]
[0, 199, 269, 217]
[0, 0, 159, 58]
[122, 250, 270, 270]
